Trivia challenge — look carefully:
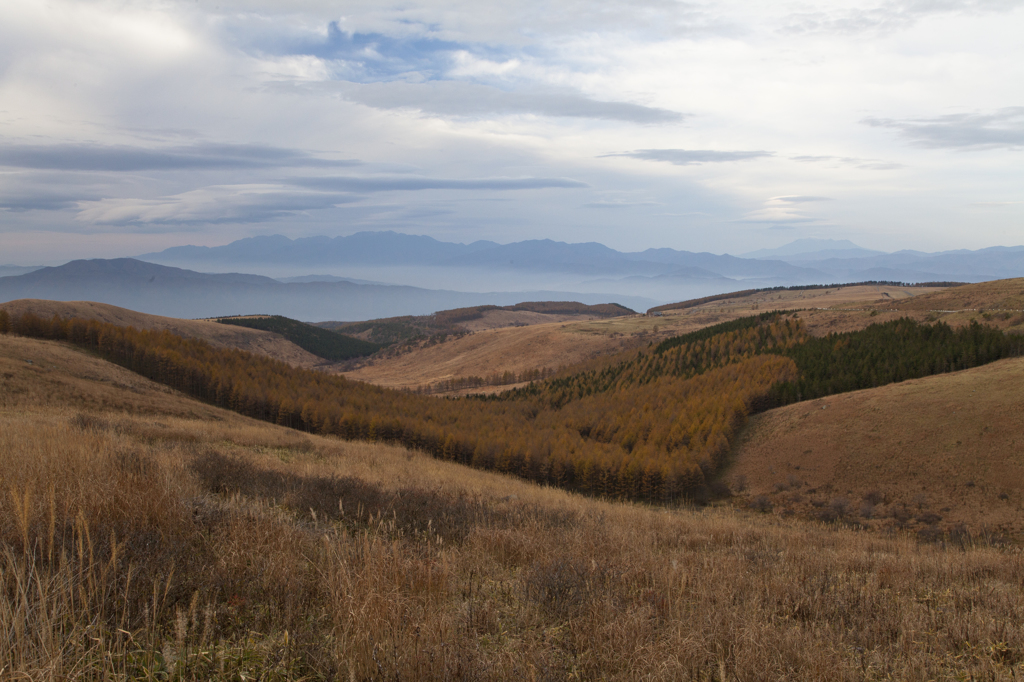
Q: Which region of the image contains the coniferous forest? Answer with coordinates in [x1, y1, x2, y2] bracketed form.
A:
[5, 310, 1021, 501]
[217, 315, 381, 361]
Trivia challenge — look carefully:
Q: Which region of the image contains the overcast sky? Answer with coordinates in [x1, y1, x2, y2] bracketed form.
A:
[1, 0, 1022, 264]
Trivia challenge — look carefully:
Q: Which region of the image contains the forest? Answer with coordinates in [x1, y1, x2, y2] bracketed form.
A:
[216, 314, 380, 361]
[4, 309, 1020, 502]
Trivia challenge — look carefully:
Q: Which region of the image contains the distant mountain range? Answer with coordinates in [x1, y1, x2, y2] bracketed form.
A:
[0, 259, 657, 321]
[4, 234, 1023, 321]
[138, 232, 1024, 297]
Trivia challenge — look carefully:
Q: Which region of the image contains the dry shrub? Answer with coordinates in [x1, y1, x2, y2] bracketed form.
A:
[863, 489, 884, 505]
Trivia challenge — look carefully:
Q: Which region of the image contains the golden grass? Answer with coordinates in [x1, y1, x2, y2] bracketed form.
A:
[0, 299, 332, 369]
[729, 356, 1024, 538]
[343, 286, 949, 393]
[5, 334, 1024, 680]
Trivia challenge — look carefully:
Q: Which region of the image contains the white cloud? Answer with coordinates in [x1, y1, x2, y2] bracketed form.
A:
[0, 0, 1022, 260]
[75, 185, 359, 226]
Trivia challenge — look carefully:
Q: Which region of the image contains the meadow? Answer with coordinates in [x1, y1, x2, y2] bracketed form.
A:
[4, 333, 1024, 680]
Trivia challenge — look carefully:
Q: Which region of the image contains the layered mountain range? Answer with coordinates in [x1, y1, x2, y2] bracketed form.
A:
[0, 258, 656, 321]
[3, 234, 1022, 321]
[138, 232, 1024, 291]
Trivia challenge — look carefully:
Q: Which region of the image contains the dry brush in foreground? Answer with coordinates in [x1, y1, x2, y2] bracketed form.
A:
[3, 336, 1024, 680]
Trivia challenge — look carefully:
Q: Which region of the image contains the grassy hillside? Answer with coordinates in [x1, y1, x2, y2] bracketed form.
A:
[217, 314, 381, 361]
[881, 277, 1024, 312]
[5, 333, 1024, 679]
[647, 281, 960, 314]
[0, 298, 329, 367]
[7, 308, 1021, 507]
[729, 355, 1024, 539]
[320, 300, 635, 346]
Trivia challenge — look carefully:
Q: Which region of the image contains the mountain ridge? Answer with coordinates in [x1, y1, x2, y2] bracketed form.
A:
[0, 258, 656, 321]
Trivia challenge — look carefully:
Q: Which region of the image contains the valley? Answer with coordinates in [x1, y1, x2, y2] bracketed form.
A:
[3, 277, 1024, 679]
[4, 329, 1024, 679]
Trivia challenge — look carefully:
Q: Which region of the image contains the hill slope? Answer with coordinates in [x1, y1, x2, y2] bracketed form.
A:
[0, 299, 331, 368]
[5, 333, 1024, 679]
[729, 357, 1024, 538]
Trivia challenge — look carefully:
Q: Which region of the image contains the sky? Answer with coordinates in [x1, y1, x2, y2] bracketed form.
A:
[0, 0, 1022, 265]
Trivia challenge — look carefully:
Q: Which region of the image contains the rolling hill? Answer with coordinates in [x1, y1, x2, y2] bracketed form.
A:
[0, 299, 331, 368]
[4, 313, 1024, 679]
[728, 356, 1024, 539]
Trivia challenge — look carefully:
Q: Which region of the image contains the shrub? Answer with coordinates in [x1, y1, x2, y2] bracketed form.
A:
[862, 490, 884, 505]
[815, 507, 840, 523]
[750, 495, 773, 513]
[829, 497, 849, 516]
[890, 504, 912, 524]
[707, 480, 732, 499]
[859, 501, 874, 519]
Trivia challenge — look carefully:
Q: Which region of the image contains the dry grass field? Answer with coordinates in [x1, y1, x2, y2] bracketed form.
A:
[341, 319, 655, 391]
[729, 356, 1024, 539]
[6, 333, 1024, 679]
[0, 299, 332, 370]
[343, 284, 960, 392]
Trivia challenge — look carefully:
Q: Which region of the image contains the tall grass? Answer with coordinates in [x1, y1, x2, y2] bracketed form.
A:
[4, 405, 1024, 680]
[4, 335, 1024, 679]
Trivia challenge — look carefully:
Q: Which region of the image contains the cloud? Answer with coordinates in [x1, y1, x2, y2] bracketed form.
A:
[0, 142, 360, 172]
[281, 25, 467, 82]
[0, 192, 85, 212]
[739, 195, 833, 225]
[790, 155, 904, 170]
[769, 195, 833, 204]
[290, 175, 589, 191]
[782, 0, 1024, 36]
[862, 108, 1024, 150]
[603, 149, 773, 165]
[331, 80, 685, 123]
[584, 200, 661, 209]
[72, 174, 588, 227]
[75, 184, 361, 226]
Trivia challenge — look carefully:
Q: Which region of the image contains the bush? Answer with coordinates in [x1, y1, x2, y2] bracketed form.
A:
[862, 490, 884, 505]
[890, 505, 912, 524]
[815, 507, 840, 523]
[750, 495, 773, 513]
[0, 309, 9, 334]
[829, 497, 849, 516]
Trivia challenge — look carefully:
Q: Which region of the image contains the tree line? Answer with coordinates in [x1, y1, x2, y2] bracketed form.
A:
[2, 310, 794, 501]
[3, 308, 1020, 503]
[217, 315, 381, 361]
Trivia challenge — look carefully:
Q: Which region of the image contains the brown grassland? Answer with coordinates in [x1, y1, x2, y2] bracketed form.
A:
[5, 332, 1024, 679]
[729, 356, 1024, 539]
[0, 299, 333, 370]
[343, 285, 957, 393]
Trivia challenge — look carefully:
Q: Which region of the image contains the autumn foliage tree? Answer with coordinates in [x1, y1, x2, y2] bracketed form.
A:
[4, 308, 1019, 503]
